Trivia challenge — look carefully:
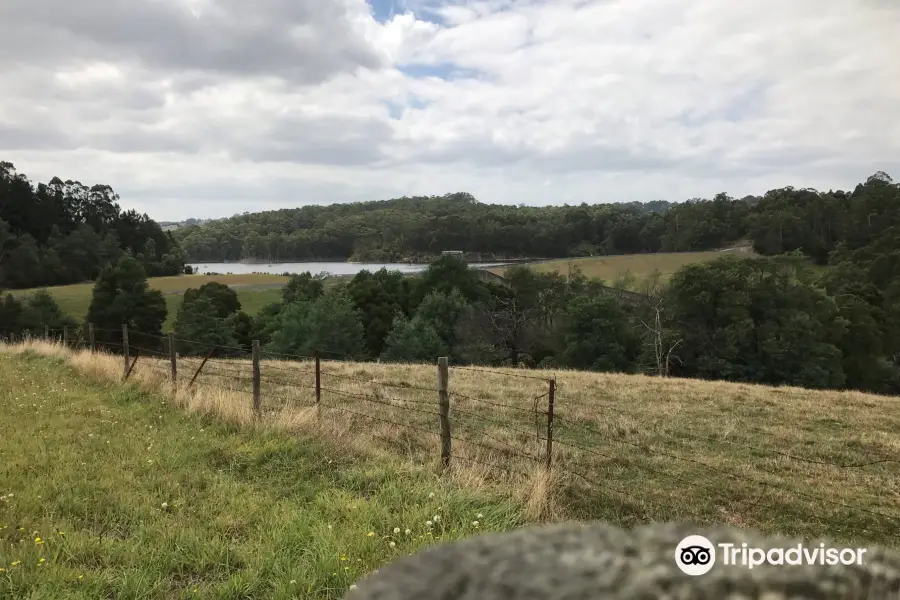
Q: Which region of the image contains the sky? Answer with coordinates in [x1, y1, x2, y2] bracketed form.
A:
[0, 0, 898, 221]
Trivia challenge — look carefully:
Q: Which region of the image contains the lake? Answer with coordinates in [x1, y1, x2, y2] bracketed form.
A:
[187, 262, 512, 276]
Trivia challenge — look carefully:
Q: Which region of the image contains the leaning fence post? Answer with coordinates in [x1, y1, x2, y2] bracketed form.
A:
[168, 333, 177, 383]
[88, 323, 95, 353]
[122, 324, 129, 378]
[314, 350, 321, 419]
[438, 357, 451, 472]
[252, 340, 261, 414]
[546, 378, 556, 469]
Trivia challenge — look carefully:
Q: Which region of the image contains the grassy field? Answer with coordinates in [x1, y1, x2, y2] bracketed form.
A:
[10, 274, 289, 330]
[0, 349, 525, 599]
[6, 341, 899, 553]
[490, 249, 754, 285]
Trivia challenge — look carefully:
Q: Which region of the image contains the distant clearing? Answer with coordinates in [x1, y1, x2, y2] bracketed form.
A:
[491, 249, 756, 284]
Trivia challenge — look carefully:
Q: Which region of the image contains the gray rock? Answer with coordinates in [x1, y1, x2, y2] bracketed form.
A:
[345, 522, 900, 599]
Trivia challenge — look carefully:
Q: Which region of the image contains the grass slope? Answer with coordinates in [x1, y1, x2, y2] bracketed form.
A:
[6, 341, 899, 552]
[0, 351, 524, 599]
[491, 249, 754, 284]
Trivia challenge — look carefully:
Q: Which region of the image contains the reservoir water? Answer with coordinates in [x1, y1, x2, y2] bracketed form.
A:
[187, 262, 511, 276]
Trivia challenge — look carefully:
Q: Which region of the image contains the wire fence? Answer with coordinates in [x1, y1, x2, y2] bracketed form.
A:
[5, 325, 900, 545]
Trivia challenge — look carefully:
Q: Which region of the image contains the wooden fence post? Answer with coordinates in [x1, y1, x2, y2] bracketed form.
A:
[124, 349, 140, 380]
[122, 324, 129, 378]
[315, 350, 321, 419]
[252, 340, 261, 414]
[438, 357, 451, 472]
[63, 325, 68, 348]
[44, 325, 49, 340]
[168, 333, 177, 383]
[88, 323, 95, 353]
[546, 378, 556, 469]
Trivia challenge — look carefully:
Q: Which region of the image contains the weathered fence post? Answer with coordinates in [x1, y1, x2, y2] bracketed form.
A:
[44, 325, 49, 340]
[438, 357, 451, 472]
[252, 340, 261, 414]
[546, 378, 556, 469]
[122, 324, 129, 378]
[168, 333, 177, 383]
[88, 323, 95, 353]
[188, 347, 216, 388]
[63, 325, 68, 348]
[124, 349, 140, 380]
[314, 350, 321, 419]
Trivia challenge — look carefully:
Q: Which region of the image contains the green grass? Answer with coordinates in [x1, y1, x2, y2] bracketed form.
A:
[0, 353, 525, 599]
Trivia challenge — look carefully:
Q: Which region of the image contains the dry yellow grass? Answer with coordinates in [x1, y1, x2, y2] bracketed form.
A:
[5, 339, 899, 547]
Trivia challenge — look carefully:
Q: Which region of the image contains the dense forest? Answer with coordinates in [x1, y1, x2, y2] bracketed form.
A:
[0, 161, 185, 289]
[174, 181, 856, 264]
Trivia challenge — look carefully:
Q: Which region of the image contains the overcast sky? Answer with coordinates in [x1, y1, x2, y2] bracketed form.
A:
[1, 0, 898, 221]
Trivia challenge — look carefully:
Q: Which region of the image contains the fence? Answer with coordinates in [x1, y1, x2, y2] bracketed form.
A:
[5, 324, 900, 546]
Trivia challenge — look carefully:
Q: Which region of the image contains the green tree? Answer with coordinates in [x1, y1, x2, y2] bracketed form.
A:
[249, 302, 283, 348]
[0, 293, 23, 336]
[3, 235, 42, 288]
[182, 282, 241, 319]
[413, 256, 489, 306]
[268, 292, 365, 359]
[556, 294, 640, 372]
[86, 255, 167, 348]
[348, 268, 411, 358]
[666, 257, 846, 389]
[173, 296, 240, 356]
[19, 290, 77, 332]
[226, 311, 254, 352]
[282, 272, 324, 305]
[381, 315, 448, 363]
[414, 289, 469, 353]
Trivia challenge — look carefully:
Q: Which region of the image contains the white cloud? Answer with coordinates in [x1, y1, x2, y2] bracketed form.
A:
[0, 0, 898, 220]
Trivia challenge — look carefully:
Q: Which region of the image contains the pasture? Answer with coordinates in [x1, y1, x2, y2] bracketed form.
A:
[0, 349, 524, 599]
[490, 249, 755, 285]
[6, 340, 898, 553]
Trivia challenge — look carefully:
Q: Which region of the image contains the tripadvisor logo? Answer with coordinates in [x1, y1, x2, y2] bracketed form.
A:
[675, 535, 716, 576]
[675, 535, 868, 575]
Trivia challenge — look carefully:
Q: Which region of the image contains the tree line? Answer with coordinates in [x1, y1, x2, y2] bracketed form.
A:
[173, 173, 894, 265]
[0, 161, 186, 290]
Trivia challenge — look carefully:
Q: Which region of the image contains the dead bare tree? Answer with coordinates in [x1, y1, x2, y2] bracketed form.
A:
[483, 296, 540, 368]
[636, 269, 683, 377]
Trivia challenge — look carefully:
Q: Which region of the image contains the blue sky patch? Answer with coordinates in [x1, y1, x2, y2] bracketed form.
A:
[367, 0, 400, 22]
[398, 62, 484, 81]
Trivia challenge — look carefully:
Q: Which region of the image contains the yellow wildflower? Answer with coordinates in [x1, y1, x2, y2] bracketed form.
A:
[367, 531, 374, 537]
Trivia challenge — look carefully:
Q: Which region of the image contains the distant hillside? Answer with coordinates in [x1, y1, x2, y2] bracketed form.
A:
[168, 185, 812, 265]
